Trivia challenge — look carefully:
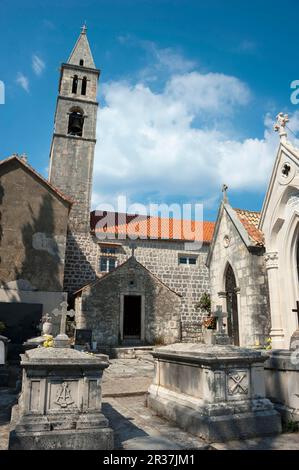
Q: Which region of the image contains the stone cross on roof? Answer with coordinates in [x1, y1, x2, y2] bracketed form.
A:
[129, 242, 137, 257]
[274, 112, 289, 142]
[222, 184, 228, 203]
[81, 23, 87, 34]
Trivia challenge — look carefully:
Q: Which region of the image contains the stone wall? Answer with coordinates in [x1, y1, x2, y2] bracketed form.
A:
[75, 257, 181, 346]
[209, 209, 270, 347]
[64, 233, 210, 342]
[0, 160, 69, 292]
[48, 61, 99, 233]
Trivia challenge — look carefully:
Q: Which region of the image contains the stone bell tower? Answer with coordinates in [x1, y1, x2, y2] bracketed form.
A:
[49, 26, 100, 232]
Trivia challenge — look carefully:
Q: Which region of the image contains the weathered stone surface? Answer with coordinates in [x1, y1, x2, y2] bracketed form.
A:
[208, 206, 270, 347]
[148, 343, 281, 442]
[75, 257, 181, 347]
[65, 235, 210, 343]
[8, 347, 114, 450]
[264, 349, 299, 424]
[0, 158, 70, 292]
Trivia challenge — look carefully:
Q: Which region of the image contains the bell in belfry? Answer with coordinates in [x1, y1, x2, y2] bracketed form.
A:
[68, 110, 84, 136]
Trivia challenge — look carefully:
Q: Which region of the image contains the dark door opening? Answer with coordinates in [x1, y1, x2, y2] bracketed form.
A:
[123, 295, 142, 339]
[225, 265, 240, 346]
[0, 302, 42, 360]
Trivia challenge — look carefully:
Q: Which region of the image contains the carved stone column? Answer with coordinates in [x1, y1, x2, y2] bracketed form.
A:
[265, 252, 285, 348]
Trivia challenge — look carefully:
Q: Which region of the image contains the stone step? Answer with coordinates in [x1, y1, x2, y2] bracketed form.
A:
[99, 346, 154, 359]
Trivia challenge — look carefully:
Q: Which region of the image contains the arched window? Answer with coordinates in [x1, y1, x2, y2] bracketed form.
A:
[72, 75, 78, 94]
[79, 59, 84, 66]
[68, 107, 84, 136]
[225, 263, 239, 346]
[81, 76, 87, 96]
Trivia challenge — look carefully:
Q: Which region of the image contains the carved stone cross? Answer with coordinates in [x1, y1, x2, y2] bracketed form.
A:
[53, 301, 75, 336]
[222, 184, 228, 203]
[129, 242, 137, 257]
[292, 301, 299, 326]
[274, 112, 289, 141]
[213, 305, 227, 334]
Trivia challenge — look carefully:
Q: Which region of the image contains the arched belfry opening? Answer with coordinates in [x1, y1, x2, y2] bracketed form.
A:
[225, 263, 240, 346]
[72, 75, 78, 94]
[68, 107, 84, 136]
[81, 76, 87, 95]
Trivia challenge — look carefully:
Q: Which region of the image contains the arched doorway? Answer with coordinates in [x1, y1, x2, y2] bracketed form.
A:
[225, 264, 240, 346]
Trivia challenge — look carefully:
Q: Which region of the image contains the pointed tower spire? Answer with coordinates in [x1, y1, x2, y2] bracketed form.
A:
[67, 25, 96, 69]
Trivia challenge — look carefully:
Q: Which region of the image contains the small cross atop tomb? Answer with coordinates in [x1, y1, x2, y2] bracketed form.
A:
[292, 301, 299, 327]
[53, 301, 75, 348]
[290, 301, 299, 350]
[213, 305, 227, 334]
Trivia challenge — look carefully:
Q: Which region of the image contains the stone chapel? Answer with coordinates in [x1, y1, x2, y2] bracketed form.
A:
[0, 28, 298, 353]
[46, 27, 215, 346]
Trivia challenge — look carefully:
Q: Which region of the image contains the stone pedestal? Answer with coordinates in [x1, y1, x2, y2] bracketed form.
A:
[9, 347, 113, 450]
[147, 343, 281, 442]
[264, 349, 299, 424]
[0, 335, 10, 386]
[203, 328, 230, 346]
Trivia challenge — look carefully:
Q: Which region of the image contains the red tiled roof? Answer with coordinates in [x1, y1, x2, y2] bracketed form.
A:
[0, 155, 73, 205]
[90, 211, 215, 243]
[234, 208, 264, 246]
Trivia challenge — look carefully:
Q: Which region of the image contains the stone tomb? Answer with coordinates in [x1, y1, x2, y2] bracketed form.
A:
[264, 349, 299, 424]
[0, 335, 10, 386]
[147, 343, 281, 442]
[9, 347, 113, 450]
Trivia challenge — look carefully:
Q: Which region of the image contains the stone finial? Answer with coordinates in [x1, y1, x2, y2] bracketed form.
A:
[274, 112, 289, 142]
[129, 242, 137, 257]
[81, 22, 87, 34]
[222, 184, 228, 203]
[20, 153, 27, 163]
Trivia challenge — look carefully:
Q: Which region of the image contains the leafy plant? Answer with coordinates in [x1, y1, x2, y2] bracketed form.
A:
[284, 420, 299, 433]
[195, 292, 211, 314]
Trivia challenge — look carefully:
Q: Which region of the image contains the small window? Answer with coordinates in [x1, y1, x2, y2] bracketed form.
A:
[101, 247, 117, 255]
[100, 257, 117, 273]
[81, 76, 87, 95]
[179, 255, 197, 266]
[79, 59, 84, 66]
[72, 75, 78, 94]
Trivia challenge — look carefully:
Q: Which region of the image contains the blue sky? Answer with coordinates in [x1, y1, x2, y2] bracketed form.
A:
[1, 0, 299, 221]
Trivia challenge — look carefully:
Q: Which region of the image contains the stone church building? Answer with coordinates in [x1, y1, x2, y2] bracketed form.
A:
[0, 29, 298, 352]
[208, 116, 299, 350]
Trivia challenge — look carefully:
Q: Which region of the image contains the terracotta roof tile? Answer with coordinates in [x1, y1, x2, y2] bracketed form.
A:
[90, 211, 215, 243]
[234, 208, 264, 246]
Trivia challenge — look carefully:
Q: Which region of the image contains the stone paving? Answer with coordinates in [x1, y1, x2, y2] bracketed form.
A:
[0, 388, 17, 450]
[102, 356, 154, 398]
[1, 356, 299, 450]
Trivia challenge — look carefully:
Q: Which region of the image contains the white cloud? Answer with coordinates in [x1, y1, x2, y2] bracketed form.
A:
[16, 73, 29, 93]
[91, 47, 285, 212]
[32, 55, 45, 76]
